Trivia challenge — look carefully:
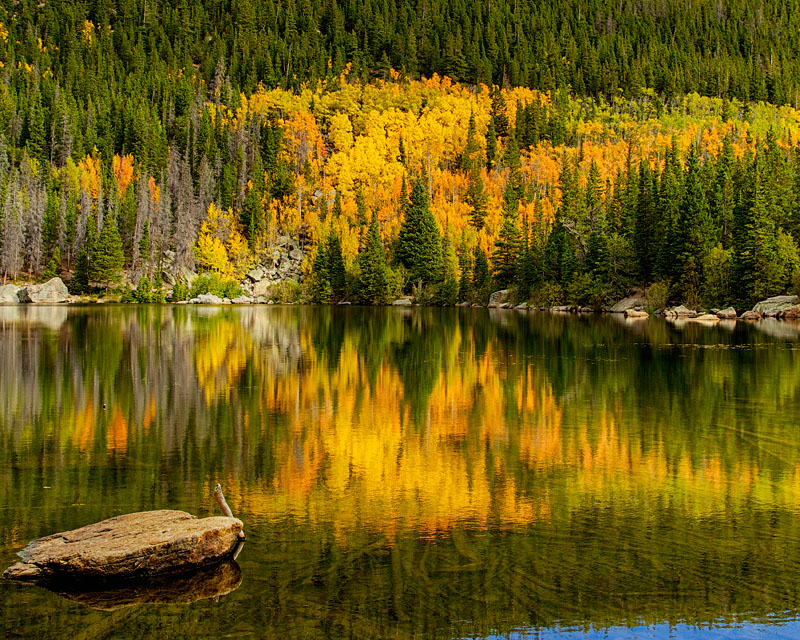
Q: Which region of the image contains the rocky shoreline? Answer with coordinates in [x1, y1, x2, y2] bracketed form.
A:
[4, 277, 800, 324]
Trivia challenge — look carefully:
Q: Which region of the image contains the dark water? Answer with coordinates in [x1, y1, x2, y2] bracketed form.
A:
[2, 305, 800, 639]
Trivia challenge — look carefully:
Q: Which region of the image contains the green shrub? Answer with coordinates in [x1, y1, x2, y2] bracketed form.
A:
[190, 273, 243, 299]
[646, 280, 670, 310]
[263, 279, 302, 303]
[533, 282, 565, 307]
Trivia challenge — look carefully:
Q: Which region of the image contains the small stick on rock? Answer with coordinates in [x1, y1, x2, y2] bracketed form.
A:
[214, 484, 245, 540]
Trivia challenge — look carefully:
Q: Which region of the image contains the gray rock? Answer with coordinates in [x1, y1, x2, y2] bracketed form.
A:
[231, 296, 254, 304]
[18, 278, 69, 303]
[289, 248, 305, 262]
[194, 293, 223, 304]
[609, 294, 647, 313]
[488, 289, 509, 306]
[716, 307, 738, 319]
[276, 235, 290, 247]
[246, 268, 265, 282]
[625, 309, 649, 319]
[0, 284, 20, 303]
[551, 305, 572, 313]
[514, 303, 529, 310]
[3, 510, 242, 583]
[665, 305, 697, 318]
[753, 295, 798, 317]
[337, 301, 351, 305]
[392, 297, 413, 306]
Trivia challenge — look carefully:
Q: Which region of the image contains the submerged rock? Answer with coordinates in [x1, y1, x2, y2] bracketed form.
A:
[49, 559, 242, 611]
[18, 278, 69, 303]
[3, 510, 243, 583]
[687, 313, 720, 323]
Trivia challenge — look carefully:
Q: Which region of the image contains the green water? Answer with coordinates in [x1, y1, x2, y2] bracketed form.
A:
[2, 305, 800, 639]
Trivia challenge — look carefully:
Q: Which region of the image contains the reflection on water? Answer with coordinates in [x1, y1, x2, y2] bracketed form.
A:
[48, 559, 243, 611]
[1, 306, 800, 637]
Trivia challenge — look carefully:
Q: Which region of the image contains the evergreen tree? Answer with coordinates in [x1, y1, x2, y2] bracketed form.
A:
[90, 214, 126, 286]
[396, 176, 443, 287]
[357, 210, 389, 304]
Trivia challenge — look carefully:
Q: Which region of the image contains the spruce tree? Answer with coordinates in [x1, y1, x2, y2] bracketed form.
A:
[357, 211, 389, 304]
[90, 213, 126, 286]
[327, 231, 347, 301]
[311, 238, 333, 303]
[396, 176, 443, 287]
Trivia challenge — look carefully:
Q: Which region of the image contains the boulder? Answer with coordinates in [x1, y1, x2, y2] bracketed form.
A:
[514, 303, 529, 310]
[624, 309, 649, 319]
[231, 296, 254, 305]
[3, 510, 243, 583]
[740, 310, 762, 321]
[246, 267, 265, 283]
[551, 305, 572, 313]
[289, 248, 305, 262]
[488, 290, 509, 307]
[194, 293, 223, 304]
[392, 297, 413, 306]
[716, 307, 738, 319]
[780, 304, 800, 319]
[609, 294, 647, 313]
[18, 278, 69, 303]
[752, 295, 798, 317]
[665, 305, 697, 318]
[0, 284, 20, 303]
[687, 313, 720, 323]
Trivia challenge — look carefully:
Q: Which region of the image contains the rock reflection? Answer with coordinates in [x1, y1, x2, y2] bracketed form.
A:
[46, 559, 242, 611]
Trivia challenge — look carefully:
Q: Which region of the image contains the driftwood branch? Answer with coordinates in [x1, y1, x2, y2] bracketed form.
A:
[214, 484, 245, 540]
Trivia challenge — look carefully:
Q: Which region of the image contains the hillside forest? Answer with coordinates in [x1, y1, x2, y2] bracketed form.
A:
[4, 0, 800, 308]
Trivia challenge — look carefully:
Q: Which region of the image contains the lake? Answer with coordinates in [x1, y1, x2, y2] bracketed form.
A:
[1, 305, 800, 638]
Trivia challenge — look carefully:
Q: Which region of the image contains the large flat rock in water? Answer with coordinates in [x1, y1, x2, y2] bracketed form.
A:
[3, 510, 242, 583]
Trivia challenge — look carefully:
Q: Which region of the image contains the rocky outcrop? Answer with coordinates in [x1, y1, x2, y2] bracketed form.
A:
[3, 510, 243, 583]
[487, 290, 509, 308]
[192, 293, 224, 304]
[740, 310, 762, 321]
[664, 305, 697, 318]
[716, 307, 738, 319]
[0, 284, 20, 302]
[18, 278, 69, 303]
[752, 295, 798, 317]
[780, 304, 800, 319]
[624, 309, 648, 319]
[609, 294, 647, 313]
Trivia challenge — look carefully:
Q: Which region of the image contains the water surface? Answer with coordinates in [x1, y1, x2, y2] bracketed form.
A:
[1, 306, 800, 638]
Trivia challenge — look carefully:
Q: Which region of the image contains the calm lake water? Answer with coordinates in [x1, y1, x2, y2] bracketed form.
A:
[2, 305, 800, 639]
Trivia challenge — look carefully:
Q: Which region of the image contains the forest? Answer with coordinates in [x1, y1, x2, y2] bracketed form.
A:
[4, 0, 800, 308]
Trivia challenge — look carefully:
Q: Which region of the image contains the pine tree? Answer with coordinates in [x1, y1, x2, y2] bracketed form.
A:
[357, 211, 389, 304]
[492, 207, 521, 287]
[466, 169, 488, 230]
[472, 246, 490, 301]
[396, 176, 443, 287]
[327, 231, 347, 301]
[311, 238, 333, 303]
[90, 213, 126, 286]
